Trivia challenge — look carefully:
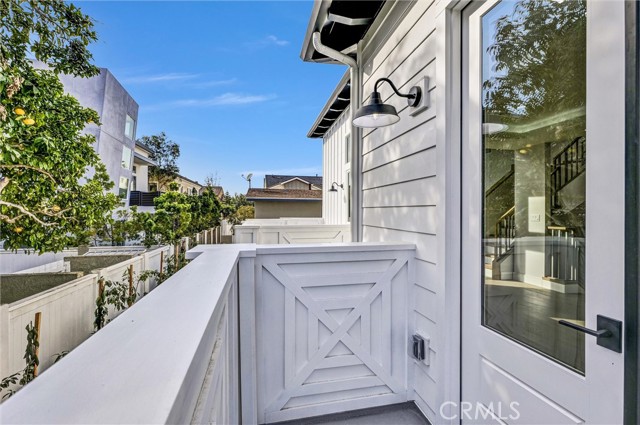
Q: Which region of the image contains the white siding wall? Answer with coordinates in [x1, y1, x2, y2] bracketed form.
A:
[360, 1, 452, 422]
[322, 106, 351, 224]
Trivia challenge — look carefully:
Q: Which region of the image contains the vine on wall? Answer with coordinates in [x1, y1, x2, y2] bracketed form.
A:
[0, 315, 41, 400]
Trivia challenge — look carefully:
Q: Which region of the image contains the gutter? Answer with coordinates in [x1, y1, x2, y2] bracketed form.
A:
[311, 32, 363, 242]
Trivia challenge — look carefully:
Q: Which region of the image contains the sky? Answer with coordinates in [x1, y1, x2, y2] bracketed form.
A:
[74, 1, 346, 195]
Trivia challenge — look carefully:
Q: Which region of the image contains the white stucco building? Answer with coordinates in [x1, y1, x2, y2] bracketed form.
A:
[57, 68, 139, 206]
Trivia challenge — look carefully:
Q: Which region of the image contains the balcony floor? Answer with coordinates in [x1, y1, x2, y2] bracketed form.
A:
[272, 402, 429, 425]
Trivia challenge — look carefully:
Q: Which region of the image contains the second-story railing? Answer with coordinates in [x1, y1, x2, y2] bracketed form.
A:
[129, 190, 163, 207]
[0, 243, 416, 424]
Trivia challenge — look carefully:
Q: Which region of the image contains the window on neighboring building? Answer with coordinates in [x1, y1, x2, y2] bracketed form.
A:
[121, 146, 132, 170]
[118, 176, 129, 198]
[192, 187, 198, 195]
[124, 115, 136, 140]
[149, 183, 158, 192]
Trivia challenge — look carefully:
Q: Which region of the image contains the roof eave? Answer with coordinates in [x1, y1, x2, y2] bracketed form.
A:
[306, 70, 351, 138]
[300, 1, 336, 63]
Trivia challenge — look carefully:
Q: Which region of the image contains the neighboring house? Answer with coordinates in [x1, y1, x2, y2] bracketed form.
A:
[148, 174, 204, 196]
[307, 72, 351, 224]
[246, 175, 323, 218]
[55, 67, 139, 206]
[301, 1, 637, 424]
[128, 141, 159, 210]
[131, 140, 157, 193]
[264, 175, 323, 190]
[131, 143, 223, 208]
[208, 185, 225, 200]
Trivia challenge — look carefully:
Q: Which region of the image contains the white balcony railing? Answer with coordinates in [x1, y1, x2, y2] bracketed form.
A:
[0, 242, 416, 424]
[233, 221, 351, 244]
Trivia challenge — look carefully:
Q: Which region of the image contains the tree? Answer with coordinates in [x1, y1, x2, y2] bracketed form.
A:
[0, 0, 120, 253]
[137, 132, 180, 191]
[0, 0, 99, 78]
[483, 0, 586, 123]
[221, 192, 253, 225]
[235, 205, 254, 223]
[188, 188, 222, 234]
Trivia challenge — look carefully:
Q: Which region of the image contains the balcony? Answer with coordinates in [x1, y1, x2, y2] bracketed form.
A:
[0, 242, 427, 424]
[128, 190, 163, 207]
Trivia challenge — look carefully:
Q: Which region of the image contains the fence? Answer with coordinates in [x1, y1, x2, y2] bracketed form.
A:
[0, 249, 79, 274]
[233, 223, 351, 244]
[0, 245, 172, 382]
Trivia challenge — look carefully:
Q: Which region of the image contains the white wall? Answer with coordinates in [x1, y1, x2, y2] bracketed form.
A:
[323, 106, 351, 224]
[0, 249, 78, 274]
[359, 1, 453, 421]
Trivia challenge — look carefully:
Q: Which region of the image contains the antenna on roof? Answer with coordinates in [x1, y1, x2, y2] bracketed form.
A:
[242, 173, 253, 189]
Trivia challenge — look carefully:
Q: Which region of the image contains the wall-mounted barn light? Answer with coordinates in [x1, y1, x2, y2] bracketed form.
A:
[329, 182, 344, 192]
[353, 77, 430, 128]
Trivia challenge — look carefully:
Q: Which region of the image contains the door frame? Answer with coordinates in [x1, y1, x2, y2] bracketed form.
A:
[624, 1, 640, 423]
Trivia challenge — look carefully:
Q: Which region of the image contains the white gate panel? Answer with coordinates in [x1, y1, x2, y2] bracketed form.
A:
[254, 249, 412, 423]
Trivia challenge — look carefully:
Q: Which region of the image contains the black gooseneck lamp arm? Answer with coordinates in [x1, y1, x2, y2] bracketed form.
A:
[373, 78, 421, 106]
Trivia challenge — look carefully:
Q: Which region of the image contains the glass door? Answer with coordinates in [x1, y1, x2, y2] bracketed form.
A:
[461, 1, 626, 423]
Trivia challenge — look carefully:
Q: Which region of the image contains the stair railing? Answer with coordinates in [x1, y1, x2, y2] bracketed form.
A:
[547, 225, 583, 281]
[494, 206, 516, 258]
[551, 136, 586, 208]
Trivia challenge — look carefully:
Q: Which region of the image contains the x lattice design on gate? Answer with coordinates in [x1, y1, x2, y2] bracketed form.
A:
[262, 256, 407, 413]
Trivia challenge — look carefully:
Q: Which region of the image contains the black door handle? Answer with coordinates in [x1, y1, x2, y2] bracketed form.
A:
[558, 315, 622, 353]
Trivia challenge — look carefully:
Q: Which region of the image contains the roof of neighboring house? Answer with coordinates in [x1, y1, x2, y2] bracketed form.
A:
[209, 186, 224, 199]
[175, 174, 202, 188]
[300, 0, 386, 63]
[307, 71, 350, 138]
[246, 188, 323, 201]
[265, 175, 323, 188]
[134, 140, 154, 154]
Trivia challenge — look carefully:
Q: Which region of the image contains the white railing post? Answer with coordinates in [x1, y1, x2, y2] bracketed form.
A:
[238, 254, 258, 424]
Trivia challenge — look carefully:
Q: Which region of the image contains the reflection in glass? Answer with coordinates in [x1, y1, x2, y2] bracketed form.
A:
[481, 0, 586, 373]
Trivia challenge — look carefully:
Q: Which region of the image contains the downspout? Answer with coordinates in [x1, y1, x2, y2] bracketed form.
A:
[312, 32, 363, 242]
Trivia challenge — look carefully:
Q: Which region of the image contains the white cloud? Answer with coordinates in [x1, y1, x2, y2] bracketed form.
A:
[245, 35, 290, 48]
[145, 92, 275, 110]
[191, 78, 238, 88]
[122, 72, 200, 84]
[264, 35, 289, 46]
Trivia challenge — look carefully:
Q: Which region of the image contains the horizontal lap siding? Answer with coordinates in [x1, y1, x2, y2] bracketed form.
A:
[361, 0, 441, 421]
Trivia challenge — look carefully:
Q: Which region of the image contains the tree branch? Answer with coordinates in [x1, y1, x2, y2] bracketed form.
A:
[0, 164, 57, 184]
[0, 200, 59, 227]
